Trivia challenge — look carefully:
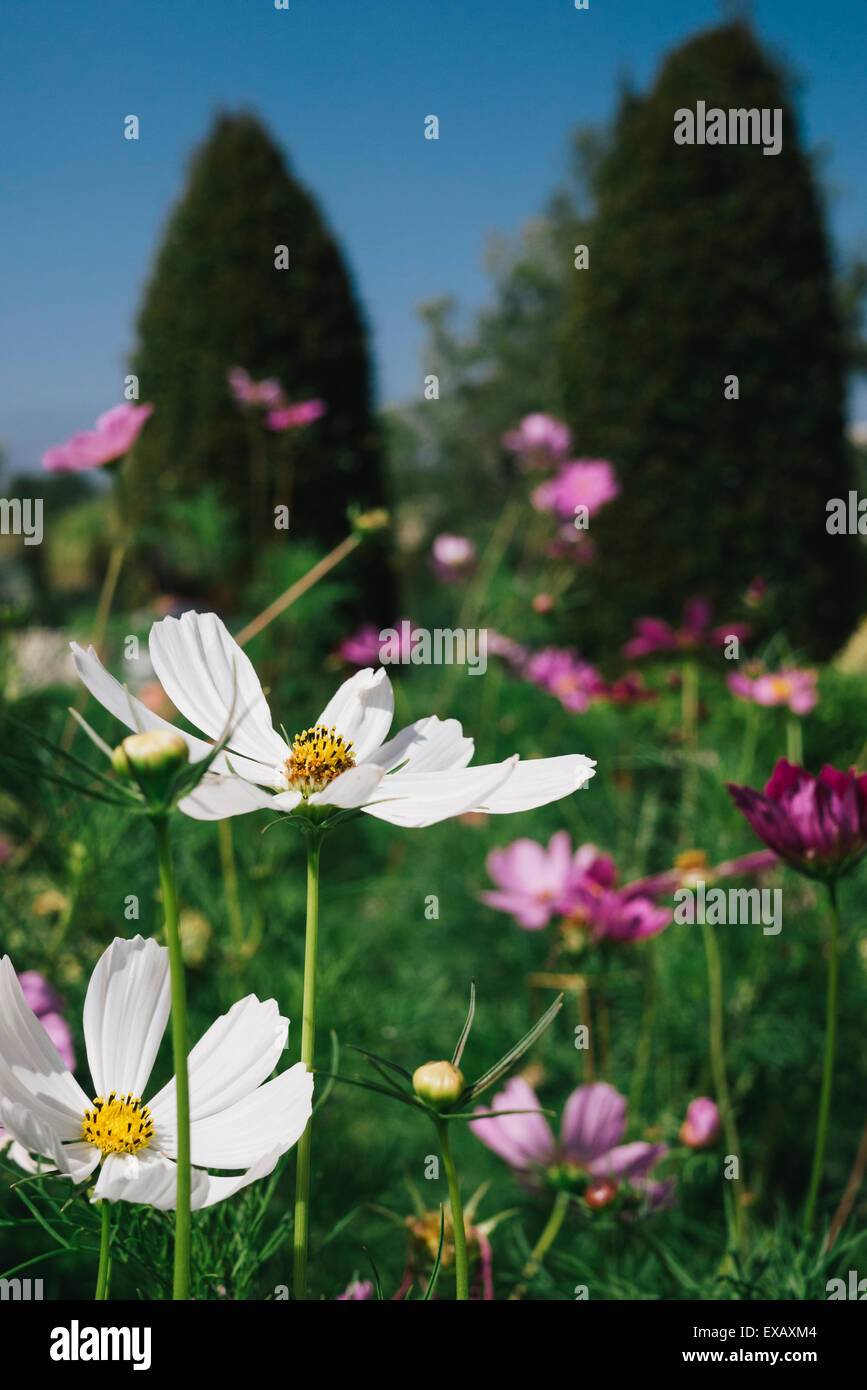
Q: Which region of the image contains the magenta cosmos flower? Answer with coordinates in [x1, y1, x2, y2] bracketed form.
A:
[470, 1079, 668, 1202]
[339, 618, 419, 668]
[524, 648, 606, 713]
[623, 597, 749, 660]
[430, 533, 476, 582]
[563, 847, 673, 944]
[266, 399, 326, 431]
[42, 403, 153, 473]
[680, 1098, 721, 1149]
[532, 459, 619, 521]
[502, 412, 571, 469]
[728, 665, 818, 715]
[727, 760, 867, 882]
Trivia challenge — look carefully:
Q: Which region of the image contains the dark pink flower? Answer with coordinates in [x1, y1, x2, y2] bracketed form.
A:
[680, 1098, 722, 1149]
[266, 399, 326, 431]
[470, 1078, 668, 1194]
[42, 404, 153, 473]
[604, 671, 657, 706]
[727, 760, 867, 882]
[623, 597, 749, 660]
[532, 459, 619, 521]
[502, 413, 571, 469]
[525, 648, 606, 713]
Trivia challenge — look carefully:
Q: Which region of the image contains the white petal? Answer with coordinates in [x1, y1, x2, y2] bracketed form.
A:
[0, 957, 90, 1138]
[308, 763, 384, 808]
[83, 937, 169, 1100]
[72, 642, 276, 784]
[316, 667, 394, 760]
[91, 1149, 209, 1209]
[479, 754, 596, 813]
[149, 612, 289, 766]
[177, 773, 275, 821]
[0, 1101, 99, 1181]
[363, 757, 519, 828]
[190, 1147, 289, 1210]
[367, 715, 474, 774]
[184, 1064, 312, 1169]
[147, 995, 288, 1137]
[269, 789, 303, 813]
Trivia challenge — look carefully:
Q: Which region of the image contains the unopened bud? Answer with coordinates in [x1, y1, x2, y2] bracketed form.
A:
[584, 1178, 618, 1210]
[412, 1060, 465, 1108]
[116, 730, 189, 802]
[353, 507, 390, 535]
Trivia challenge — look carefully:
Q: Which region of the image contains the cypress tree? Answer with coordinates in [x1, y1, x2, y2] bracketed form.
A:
[128, 111, 392, 615]
[561, 21, 860, 659]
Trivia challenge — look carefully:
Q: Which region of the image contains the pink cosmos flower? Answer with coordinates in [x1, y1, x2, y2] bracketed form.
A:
[227, 367, 286, 409]
[430, 533, 477, 582]
[502, 413, 571, 469]
[470, 1079, 668, 1198]
[481, 831, 580, 930]
[564, 850, 673, 944]
[728, 665, 818, 715]
[623, 597, 749, 660]
[266, 399, 326, 431]
[524, 648, 606, 713]
[630, 848, 779, 901]
[339, 619, 420, 667]
[42, 404, 153, 473]
[337, 1279, 375, 1301]
[727, 760, 867, 882]
[532, 460, 620, 521]
[680, 1098, 722, 1149]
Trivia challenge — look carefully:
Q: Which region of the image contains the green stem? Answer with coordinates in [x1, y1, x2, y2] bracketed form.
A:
[700, 919, 746, 1256]
[508, 1189, 570, 1300]
[218, 819, 246, 985]
[435, 1119, 468, 1301]
[738, 702, 759, 785]
[94, 1201, 112, 1300]
[786, 714, 803, 766]
[629, 942, 657, 1117]
[153, 816, 191, 1301]
[680, 659, 700, 843]
[293, 831, 322, 1300]
[803, 881, 841, 1235]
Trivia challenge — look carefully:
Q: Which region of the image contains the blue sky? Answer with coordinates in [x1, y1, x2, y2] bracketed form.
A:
[1, 0, 865, 476]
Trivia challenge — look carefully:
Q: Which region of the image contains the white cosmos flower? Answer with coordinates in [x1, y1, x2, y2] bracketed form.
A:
[0, 936, 312, 1209]
[71, 610, 595, 826]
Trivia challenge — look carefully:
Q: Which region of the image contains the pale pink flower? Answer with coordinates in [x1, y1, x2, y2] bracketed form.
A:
[727, 666, 818, 715]
[42, 404, 153, 473]
[431, 533, 476, 582]
[481, 831, 580, 930]
[337, 1279, 375, 1301]
[680, 1098, 722, 1149]
[227, 367, 285, 409]
[524, 648, 606, 713]
[502, 413, 571, 469]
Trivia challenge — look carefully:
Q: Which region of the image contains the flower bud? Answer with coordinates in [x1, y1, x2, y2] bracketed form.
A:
[679, 1097, 722, 1149]
[584, 1178, 618, 1210]
[117, 730, 189, 802]
[352, 507, 390, 535]
[412, 1060, 465, 1109]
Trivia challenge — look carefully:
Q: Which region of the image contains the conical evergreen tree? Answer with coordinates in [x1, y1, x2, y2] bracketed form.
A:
[128, 111, 391, 614]
[561, 21, 860, 659]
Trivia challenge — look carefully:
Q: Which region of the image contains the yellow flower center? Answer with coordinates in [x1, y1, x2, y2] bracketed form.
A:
[770, 676, 792, 700]
[81, 1093, 154, 1156]
[674, 848, 712, 887]
[284, 724, 355, 796]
